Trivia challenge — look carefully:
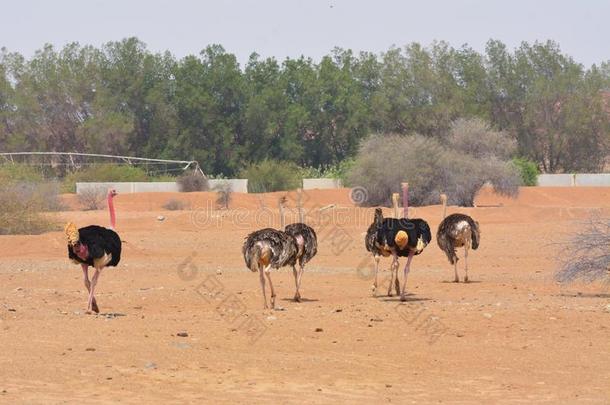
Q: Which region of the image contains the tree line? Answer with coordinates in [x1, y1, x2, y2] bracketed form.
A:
[1, 37, 609, 176]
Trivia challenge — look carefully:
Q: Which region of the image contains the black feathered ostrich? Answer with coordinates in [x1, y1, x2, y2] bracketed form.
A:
[367, 208, 431, 301]
[366, 208, 399, 296]
[242, 228, 298, 309]
[65, 189, 122, 314]
[436, 193, 480, 282]
[284, 223, 317, 302]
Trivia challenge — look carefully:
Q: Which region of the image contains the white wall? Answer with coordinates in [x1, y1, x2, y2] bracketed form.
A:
[76, 179, 248, 194]
[537, 174, 574, 187]
[537, 174, 610, 187]
[302, 178, 343, 189]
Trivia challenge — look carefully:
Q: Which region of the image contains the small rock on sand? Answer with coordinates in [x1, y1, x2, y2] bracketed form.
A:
[177, 332, 188, 337]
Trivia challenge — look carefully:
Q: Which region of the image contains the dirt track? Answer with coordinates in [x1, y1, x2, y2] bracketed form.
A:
[1, 187, 609, 404]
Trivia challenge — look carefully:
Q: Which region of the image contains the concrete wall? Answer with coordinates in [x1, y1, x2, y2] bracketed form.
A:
[76, 182, 179, 194]
[574, 174, 610, 187]
[537, 174, 610, 187]
[208, 179, 248, 193]
[302, 178, 343, 190]
[537, 174, 575, 187]
[76, 179, 249, 194]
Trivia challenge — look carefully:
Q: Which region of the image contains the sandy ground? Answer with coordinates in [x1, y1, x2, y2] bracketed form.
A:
[1, 187, 609, 404]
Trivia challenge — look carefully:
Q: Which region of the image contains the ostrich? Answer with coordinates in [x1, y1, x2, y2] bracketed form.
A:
[242, 228, 298, 309]
[378, 216, 431, 301]
[284, 222, 317, 302]
[367, 208, 431, 301]
[366, 208, 400, 297]
[65, 189, 121, 314]
[436, 193, 480, 283]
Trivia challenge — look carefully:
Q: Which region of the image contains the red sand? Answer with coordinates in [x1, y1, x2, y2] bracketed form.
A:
[1, 187, 609, 403]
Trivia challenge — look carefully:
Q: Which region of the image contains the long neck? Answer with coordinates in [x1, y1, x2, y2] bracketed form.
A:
[278, 201, 285, 228]
[108, 194, 116, 229]
[401, 183, 409, 218]
[442, 200, 447, 220]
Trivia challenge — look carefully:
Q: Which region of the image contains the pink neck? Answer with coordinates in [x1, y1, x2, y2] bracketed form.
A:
[402, 183, 409, 218]
[108, 193, 116, 229]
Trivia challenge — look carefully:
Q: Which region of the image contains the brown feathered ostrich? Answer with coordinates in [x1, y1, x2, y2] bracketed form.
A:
[65, 189, 122, 313]
[284, 223, 317, 302]
[242, 228, 298, 309]
[436, 194, 480, 282]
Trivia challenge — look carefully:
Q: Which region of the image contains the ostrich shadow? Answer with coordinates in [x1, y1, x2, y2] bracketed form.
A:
[280, 297, 319, 303]
[379, 294, 431, 303]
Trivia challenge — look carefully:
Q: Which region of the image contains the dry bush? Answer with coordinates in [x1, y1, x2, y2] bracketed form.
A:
[448, 118, 517, 160]
[163, 199, 188, 211]
[0, 182, 60, 235]
[214, 181, 233, 209]
[78, 187, 107, 211]
[177, 172, 209, 192]
[346, 132, 520, 207]
[556, 214, 610, 285]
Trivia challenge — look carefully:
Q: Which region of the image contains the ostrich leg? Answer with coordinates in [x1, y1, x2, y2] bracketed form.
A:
[400, 251, 414, 302]
[87, 268, 102, 314]
[453, 254, 460, 283]
[292, 265, 301, 302]
[372, 255, 380, 296]
[264, 270, 276, 309]
[464, 246, 469, 283]
[81, 264, 99, 313]
[394, 266, 401, 296]
[387, 255, 398, 296]
[296, 263, 305, 300]
[259, 266, 269, 309]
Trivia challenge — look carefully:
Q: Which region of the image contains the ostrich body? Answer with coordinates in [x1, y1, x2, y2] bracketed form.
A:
[65, 189, 121, 314]
[284, 223, 317, 302]
[367, 208, 431, 300]
[378, 217, 431, 301]
[242, 228, 298, 309]
[365, 208, 399, 296]
[436, 195, 480, 282]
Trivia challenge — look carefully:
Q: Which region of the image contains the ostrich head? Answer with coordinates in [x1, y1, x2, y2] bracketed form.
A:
[395, 230, 409, 249]
[108, 188, 118, 198]
[64, 222, 80, 246]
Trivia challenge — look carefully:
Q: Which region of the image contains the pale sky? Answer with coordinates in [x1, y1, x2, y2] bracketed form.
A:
[1, 0, 609, 68]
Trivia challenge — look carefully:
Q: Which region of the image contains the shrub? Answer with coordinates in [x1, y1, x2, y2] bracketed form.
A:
[78, 187, 107, 211]
[300, 160, 355, 183]
[177, 171, 209, 192]
[511, 157, 539, 186]
[346, 133, 520, 207]
[556, 214, 610, 284]
[0, 182, 61, 235]
[449, 118, 517, 160]
[162, 199, 188, 210]
[241, 160, 301, 193]
[0, 164, 45, 184]
[62, 164, 149, 193]
[214, 181, 233, 209]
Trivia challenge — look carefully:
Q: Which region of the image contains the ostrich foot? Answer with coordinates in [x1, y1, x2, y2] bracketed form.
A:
[371, 285, 377, 297]
[400, 293, 408, 302]
[394, 278, 401, 296]
[464, 276, 469, 283]
[294, 293, 301, 302]
[91, 300, 100, 314]
[453, 277, 460, 283]
[270, 294, 276, 309]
